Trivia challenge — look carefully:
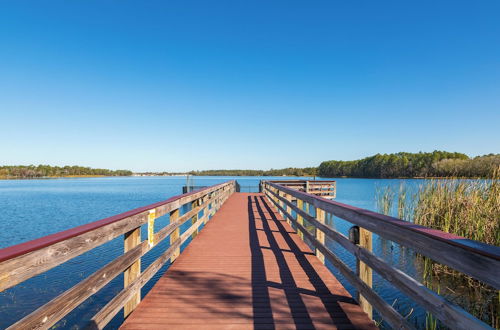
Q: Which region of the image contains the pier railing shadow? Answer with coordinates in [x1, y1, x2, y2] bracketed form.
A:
[247, 195, 359, 329]
[261, 180, 500, 330]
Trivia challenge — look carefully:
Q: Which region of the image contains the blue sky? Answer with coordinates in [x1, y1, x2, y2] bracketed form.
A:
[1, 1, 499, 172]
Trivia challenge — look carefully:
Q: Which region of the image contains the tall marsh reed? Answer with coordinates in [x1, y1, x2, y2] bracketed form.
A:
[376, 172, 500, 328]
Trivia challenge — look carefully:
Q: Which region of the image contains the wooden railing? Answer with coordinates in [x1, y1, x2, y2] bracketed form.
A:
[265, 180, 336, 199]
[0, 180, 236, 330]
[262, 180, 499, 330]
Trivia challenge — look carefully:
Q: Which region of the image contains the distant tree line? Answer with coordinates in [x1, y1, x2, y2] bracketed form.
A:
[188, 167, 317, 177]
[7, 151, 497, 180]
[318, 151, 500, 178]
[0, 165, 132, 179]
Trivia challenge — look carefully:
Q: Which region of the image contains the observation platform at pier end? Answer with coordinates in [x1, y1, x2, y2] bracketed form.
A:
[1, 180, 498, 330]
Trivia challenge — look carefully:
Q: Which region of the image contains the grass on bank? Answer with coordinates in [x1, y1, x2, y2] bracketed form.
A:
[377, 172, 499, 329]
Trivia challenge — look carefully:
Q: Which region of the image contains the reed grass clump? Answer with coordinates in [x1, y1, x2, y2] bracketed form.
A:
[376, 171, 500, 328]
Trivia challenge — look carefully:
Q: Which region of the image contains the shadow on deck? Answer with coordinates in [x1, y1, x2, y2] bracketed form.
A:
[120, 193, 375, 329]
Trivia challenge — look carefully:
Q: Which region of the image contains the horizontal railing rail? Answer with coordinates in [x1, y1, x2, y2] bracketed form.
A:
[267, 180, 336, 198]
[0, 180, 236, 330]
[262, 180, 499, 330]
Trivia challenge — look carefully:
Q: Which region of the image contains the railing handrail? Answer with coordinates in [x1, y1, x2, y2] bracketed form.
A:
[267, 179, 336, 182]
[0, 181, 233, 263]
[1, 180, 236, 329]
[262, 180, 499, 330]
[265, 181, 500, 262]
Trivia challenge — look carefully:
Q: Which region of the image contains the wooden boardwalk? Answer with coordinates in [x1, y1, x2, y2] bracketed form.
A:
[121, 193, 376, 330]
[3, 181, 497, 329]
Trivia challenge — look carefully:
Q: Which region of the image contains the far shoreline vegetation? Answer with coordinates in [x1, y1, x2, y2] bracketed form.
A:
[2, 151, 499, 179]
[0, 165, 132, 179]
[186, 151, 500, 178]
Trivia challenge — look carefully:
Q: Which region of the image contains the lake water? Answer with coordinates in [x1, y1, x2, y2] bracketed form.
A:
[0, 176, 429, 329]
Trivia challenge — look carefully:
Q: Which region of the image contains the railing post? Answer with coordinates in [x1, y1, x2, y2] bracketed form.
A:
[217, 188, 223, 210]
[123, 227, 141, 318]
[277, 190, 284, 216]
[202, 194, 210, 224]
[191, 198, 200, 239]
[297, 199, 304, 240]
[210, 192, 216, 217]
[315, 208, 325, 264]
[170, 208, 180, 262]
[357, 228, 373, 319]
[285, 193, 292, 226]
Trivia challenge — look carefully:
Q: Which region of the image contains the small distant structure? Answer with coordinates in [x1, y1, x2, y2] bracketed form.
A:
[264, 179, 336, 199]
[182, 175, 209, 193]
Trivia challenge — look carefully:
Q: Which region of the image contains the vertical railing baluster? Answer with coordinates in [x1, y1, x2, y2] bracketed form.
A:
[315, 208, 325, 264]
[191, 198, 200, 239]
[170, 207, 180, 262]
[357, 228, 373, 319]
[285, 193, 292, 226]
[123, 226, 141, 317]
[297, 199, 304, 239]
[202, 193, 210, 224]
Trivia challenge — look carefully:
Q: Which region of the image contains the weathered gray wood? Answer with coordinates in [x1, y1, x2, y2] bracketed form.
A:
[191, 199, 200, 239]
[88, 193, 224, 327]
[89, 239, 182, 329]
[123, 227, 141, 317]
[265, 185, 493, 330]
[5, 187, 229, 330]
[315, 207, 326, 264]
[150, 181, 235, 219]
[265, 190, 413, 330]
[0, 212, 149, 292]
[357, 227, 373, 319]
[169, 208, 180, 263]
[90, 189, 234, 329]
[7, 242, 145, 330]
[285, 193, 293, 226]
[296, 199, 304, 240]
[91, 187, 234, 329]
[265, 182, 500, 289]
[0, 181, 235, 293]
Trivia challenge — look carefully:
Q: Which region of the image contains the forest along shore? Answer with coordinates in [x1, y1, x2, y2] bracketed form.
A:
[3, 151, 499, 179]
[0, 165, 132, 179]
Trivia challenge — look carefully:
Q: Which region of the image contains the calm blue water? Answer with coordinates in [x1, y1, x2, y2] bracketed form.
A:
[0, 176, 427, 329]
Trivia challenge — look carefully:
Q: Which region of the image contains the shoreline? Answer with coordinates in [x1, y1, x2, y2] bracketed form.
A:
[0, 175, 114, 180]
[0, 175, 492, 180]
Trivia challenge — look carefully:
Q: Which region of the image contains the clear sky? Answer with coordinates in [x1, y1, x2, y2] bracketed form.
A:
[1, 1, 499, 172]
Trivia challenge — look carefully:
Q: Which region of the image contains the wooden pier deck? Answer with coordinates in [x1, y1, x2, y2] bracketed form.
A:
[3, 180, 497, 329]
[121, 193, 376, 329]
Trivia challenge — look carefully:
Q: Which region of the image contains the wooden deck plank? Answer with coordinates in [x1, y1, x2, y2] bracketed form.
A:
[121, 193, 376, 330]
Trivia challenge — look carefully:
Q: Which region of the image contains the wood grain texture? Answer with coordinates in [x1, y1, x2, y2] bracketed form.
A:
[120, 193, 376, 330]
[124, 228, 141, 317]
[297, 199, 304, 240]
[264, 184, 492, 330]
[3, 182, 235, 329]
[169, 208, 180, 263]
[0, 212, 148, 292]
[315, 208, 326, 264]
[357, 228, 372, 319]
[89, 190, 234, 329]
[0, 181, 236, 293]
[264, 181, 500, 289]
[7, 242, 145, 330]
[265, 189, 412, 330]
